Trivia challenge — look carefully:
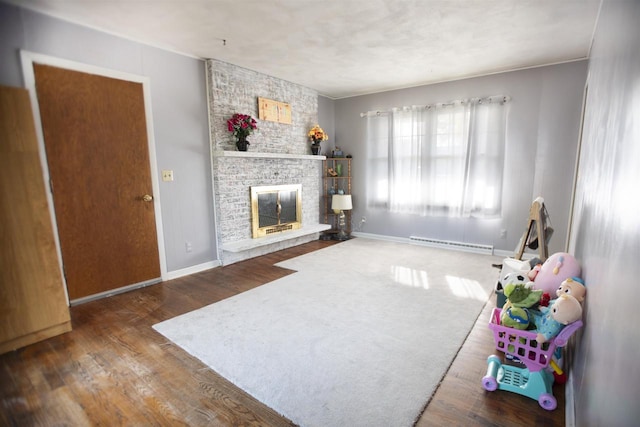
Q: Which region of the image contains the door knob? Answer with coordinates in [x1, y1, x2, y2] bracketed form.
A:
[142, 194, 153, 202]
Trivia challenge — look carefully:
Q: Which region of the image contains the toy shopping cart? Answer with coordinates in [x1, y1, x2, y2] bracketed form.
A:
[481, 307, 582, 410]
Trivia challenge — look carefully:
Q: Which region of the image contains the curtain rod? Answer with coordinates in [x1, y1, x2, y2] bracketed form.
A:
[359, 95, 511, 118]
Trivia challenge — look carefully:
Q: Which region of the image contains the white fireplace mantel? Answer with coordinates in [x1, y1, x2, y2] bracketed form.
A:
[214, 151, 326, 161]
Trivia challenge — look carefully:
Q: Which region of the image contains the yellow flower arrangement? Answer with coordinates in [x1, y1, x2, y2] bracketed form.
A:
[308, 125, 329, 145]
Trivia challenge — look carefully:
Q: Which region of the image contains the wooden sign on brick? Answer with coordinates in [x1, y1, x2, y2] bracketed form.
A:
[258, 97, 292, 124]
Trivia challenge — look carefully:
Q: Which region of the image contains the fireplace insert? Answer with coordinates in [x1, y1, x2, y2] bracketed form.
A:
[250, 184, 302, 238]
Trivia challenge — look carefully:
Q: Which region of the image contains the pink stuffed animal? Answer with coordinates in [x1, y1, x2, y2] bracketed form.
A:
[532, 252, 581, 295]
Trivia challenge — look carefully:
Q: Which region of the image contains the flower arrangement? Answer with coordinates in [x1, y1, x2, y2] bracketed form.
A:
[308, 124, 329, 145]
[227, 113, 258, 140]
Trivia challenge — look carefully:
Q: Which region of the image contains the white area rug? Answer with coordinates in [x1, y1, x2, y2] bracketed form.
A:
[153, 238, 500, 427]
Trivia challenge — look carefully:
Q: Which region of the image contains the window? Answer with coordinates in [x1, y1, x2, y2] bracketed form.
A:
[365, 97, 508, 218]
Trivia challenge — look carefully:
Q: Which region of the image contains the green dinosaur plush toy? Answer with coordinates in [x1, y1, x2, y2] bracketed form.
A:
[500, 273, 544, 330]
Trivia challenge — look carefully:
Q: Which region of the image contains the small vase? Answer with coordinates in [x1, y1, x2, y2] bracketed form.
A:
[236, 137, 249, 152]
[311, 144, 321, 155]
[336, 163, 342, 176]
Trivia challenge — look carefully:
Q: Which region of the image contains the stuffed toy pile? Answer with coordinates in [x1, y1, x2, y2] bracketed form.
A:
[499, 253, 586, 343]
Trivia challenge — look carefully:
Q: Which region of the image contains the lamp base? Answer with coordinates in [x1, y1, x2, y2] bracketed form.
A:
[334, 230, 350, 241]
[334, 209, 350, 241]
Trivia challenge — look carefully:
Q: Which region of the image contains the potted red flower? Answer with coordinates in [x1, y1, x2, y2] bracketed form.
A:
[227, 113, 258, 151]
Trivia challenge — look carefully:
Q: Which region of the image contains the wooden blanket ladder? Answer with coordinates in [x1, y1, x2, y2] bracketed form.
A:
[515, 197, 549, 262]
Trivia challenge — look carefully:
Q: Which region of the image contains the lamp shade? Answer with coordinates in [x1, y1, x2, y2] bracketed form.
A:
[331, 194, 352, 211]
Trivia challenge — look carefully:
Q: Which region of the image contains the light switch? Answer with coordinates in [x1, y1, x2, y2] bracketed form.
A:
[162, 170, 174, 182]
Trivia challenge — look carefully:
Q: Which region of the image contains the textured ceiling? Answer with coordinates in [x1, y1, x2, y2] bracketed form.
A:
[10, 0, 601, 99]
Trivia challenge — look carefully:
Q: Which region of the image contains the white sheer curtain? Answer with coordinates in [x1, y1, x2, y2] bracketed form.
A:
[365, 112, 391, 209]
[365, 97, 508, 218]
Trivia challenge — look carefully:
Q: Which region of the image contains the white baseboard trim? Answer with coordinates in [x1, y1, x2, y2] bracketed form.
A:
[350, 232, 409, 243]
[164, 260, 221, 280]
[565, 371, 576, 427]
[564, 337, 578, 427]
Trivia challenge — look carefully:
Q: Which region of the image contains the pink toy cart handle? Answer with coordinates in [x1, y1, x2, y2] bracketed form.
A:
[488, 308, 582, 372]
[553, 319, 583, 347]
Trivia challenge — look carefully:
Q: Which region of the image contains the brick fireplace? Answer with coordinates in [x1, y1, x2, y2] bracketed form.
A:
[207, 60, 329, 264]
[213, 151, 328, 264]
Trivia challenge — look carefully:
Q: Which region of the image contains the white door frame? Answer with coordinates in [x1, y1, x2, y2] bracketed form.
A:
[20, 50, 168, 304]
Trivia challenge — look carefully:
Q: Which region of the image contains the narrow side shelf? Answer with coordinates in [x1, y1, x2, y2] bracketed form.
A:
[322, 158, 352, 234]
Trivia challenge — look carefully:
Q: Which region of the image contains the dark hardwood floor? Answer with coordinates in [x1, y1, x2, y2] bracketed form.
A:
[1, 240, 565, 426]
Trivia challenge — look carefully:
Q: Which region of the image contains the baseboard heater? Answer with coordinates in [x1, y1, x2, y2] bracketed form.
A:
[409, 236, 493, 255]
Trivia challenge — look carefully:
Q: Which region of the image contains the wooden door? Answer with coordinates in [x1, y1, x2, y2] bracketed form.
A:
[0, 85, 71, 354]
[33, 64, 161, 301]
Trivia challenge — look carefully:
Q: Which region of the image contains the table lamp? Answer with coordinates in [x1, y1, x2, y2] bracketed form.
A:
[331, 194, 352, 240]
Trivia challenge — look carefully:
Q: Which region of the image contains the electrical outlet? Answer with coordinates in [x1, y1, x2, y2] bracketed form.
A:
[500, 229, 507, 239]
[162, 170, 174, 182]
[185, 241, 193, 253]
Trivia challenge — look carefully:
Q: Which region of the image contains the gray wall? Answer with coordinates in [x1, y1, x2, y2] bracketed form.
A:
[318, 95, 336, 156]
[327, 62, 587, 254]
[570, 0, 640, 425]
[0, 2, 217, 273]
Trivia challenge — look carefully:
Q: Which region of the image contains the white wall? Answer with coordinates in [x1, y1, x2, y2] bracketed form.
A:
[0, 2, 217, 273]
[570, 0, 640, 424]
[327, 61, 587, 254]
